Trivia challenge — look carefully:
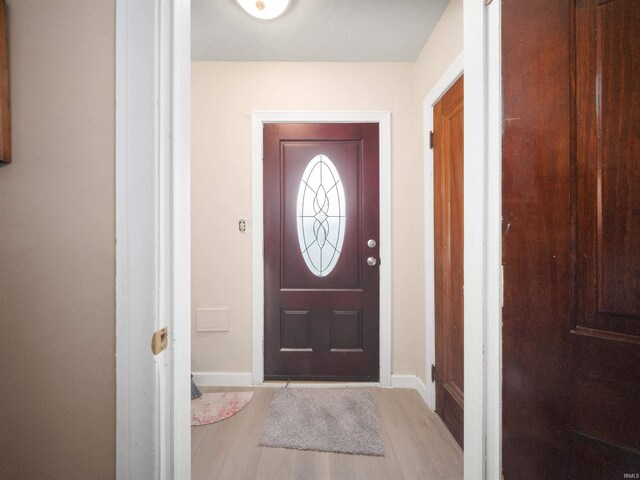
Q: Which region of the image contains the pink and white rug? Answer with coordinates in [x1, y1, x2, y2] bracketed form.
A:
[191, 392, 254, 426]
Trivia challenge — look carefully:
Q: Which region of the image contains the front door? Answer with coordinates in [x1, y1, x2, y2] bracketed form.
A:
[433, 75, 464, 448]
[263, 123, 380, 381]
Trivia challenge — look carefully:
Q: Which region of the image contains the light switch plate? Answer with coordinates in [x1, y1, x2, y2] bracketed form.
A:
[196, 307, 230, 332]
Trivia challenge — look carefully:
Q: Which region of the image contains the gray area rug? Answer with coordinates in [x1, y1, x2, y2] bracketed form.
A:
[259, 388, 384, 456]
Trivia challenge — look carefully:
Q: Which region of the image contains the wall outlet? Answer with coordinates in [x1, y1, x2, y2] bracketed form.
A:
[196, 307, 230, 332]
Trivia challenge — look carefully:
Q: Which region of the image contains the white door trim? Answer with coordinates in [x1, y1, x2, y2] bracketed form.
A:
[251, 111, 392, 387]
[116, 2, 161, 477]
[463, 1, 502, 479]
[484, 2, 503, 478]
[170, 1, 192, 479]
[423, 52, 464, 412]
[115, 0, 191, 478]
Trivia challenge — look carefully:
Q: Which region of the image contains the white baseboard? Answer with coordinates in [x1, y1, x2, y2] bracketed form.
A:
[390, 374, 419, 389]
[391, 374, 432, 411]
[192, 372, 253, 387]
[415, 377, 430, 408]
[193, 372, 432, 411]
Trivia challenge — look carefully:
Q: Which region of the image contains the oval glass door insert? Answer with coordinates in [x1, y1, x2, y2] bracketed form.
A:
[296, 154, 346, 277]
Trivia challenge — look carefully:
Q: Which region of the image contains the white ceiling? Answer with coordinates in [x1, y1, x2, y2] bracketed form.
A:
[191, 0, 450, 62]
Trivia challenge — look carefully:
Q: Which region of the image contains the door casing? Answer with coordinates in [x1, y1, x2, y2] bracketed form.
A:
[251, 111, 392, 387]
[115, 0, 191, 478]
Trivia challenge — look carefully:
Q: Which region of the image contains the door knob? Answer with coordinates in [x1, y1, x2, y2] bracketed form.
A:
[367, 257, 377, 266]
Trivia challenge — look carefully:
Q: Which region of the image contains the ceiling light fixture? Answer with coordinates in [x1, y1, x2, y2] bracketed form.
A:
[236, 0, 291, 20]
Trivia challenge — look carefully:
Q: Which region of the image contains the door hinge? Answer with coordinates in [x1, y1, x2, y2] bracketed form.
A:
[431, 364, 436, 383]
[429, 131, 434, 150]
[262, 338, 264, 353]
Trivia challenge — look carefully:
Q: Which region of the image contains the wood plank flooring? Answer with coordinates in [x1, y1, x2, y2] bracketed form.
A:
[192, 387, 463, 480]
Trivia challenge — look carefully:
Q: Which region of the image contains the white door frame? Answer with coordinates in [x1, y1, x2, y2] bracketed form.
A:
[251, 111, 392, 387]
[115, 0, 191, 478]
[116, 1, 500, 478]
[463, 0, 502, 479]
[423, 52, 464, 412]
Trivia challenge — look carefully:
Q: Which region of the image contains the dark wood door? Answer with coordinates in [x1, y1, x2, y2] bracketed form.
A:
[433, 75, 464, 448]
[263, 123, 380, 381]
[503, 1, 640, 478]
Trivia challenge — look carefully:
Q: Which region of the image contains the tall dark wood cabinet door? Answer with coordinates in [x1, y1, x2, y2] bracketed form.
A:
[433, 75, 464, 448]
[503, 0, 640, 478]
[263, 123, 380, 381]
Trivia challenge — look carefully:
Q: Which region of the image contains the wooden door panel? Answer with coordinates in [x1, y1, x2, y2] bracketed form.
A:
[264, 123, 379, 381]
[434, 75, 464, 448]
[573, 0, 640, 462]
[503, 1, 574, 473]
[281, 141, 361, 289]
[503, 0, 640, 477]
[330, 310, 363, 351]
[447, 102, 464, 401]
[575, 0, 640, 340]
[280, 310, 312, 350]
[572, 433, 640, 480]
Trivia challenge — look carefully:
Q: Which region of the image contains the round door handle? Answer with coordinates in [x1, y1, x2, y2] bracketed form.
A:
[367, 257, 377, 266]
[367, 239, 377, 248]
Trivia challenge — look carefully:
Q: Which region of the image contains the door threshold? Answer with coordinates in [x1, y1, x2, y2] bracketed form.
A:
[258, 381, 384, 389]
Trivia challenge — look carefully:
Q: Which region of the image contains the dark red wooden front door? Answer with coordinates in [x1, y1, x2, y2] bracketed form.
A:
[503, 0, 640, 477]
[263, 123, 380, 381]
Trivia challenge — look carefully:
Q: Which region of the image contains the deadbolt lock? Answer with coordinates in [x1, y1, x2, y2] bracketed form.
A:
[151, 327, 168, 355]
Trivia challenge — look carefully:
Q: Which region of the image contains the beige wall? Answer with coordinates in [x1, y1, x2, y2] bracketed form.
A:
[414, 0, 463, 101]
[0, 1, 115, 479]
[192, 62, 423, 375]
[191, 0, 462, 383]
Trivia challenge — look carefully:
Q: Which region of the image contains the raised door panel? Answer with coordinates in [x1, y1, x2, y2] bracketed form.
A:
[281, 142, 360, 289]
[573, 0, 640, 460]
[575, 0, 640, 341]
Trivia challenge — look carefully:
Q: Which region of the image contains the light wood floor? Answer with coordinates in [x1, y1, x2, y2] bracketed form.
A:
[192, 386, 463, 480]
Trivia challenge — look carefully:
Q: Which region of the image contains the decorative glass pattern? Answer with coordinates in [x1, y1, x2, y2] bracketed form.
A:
[296, 154, 346, 277]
